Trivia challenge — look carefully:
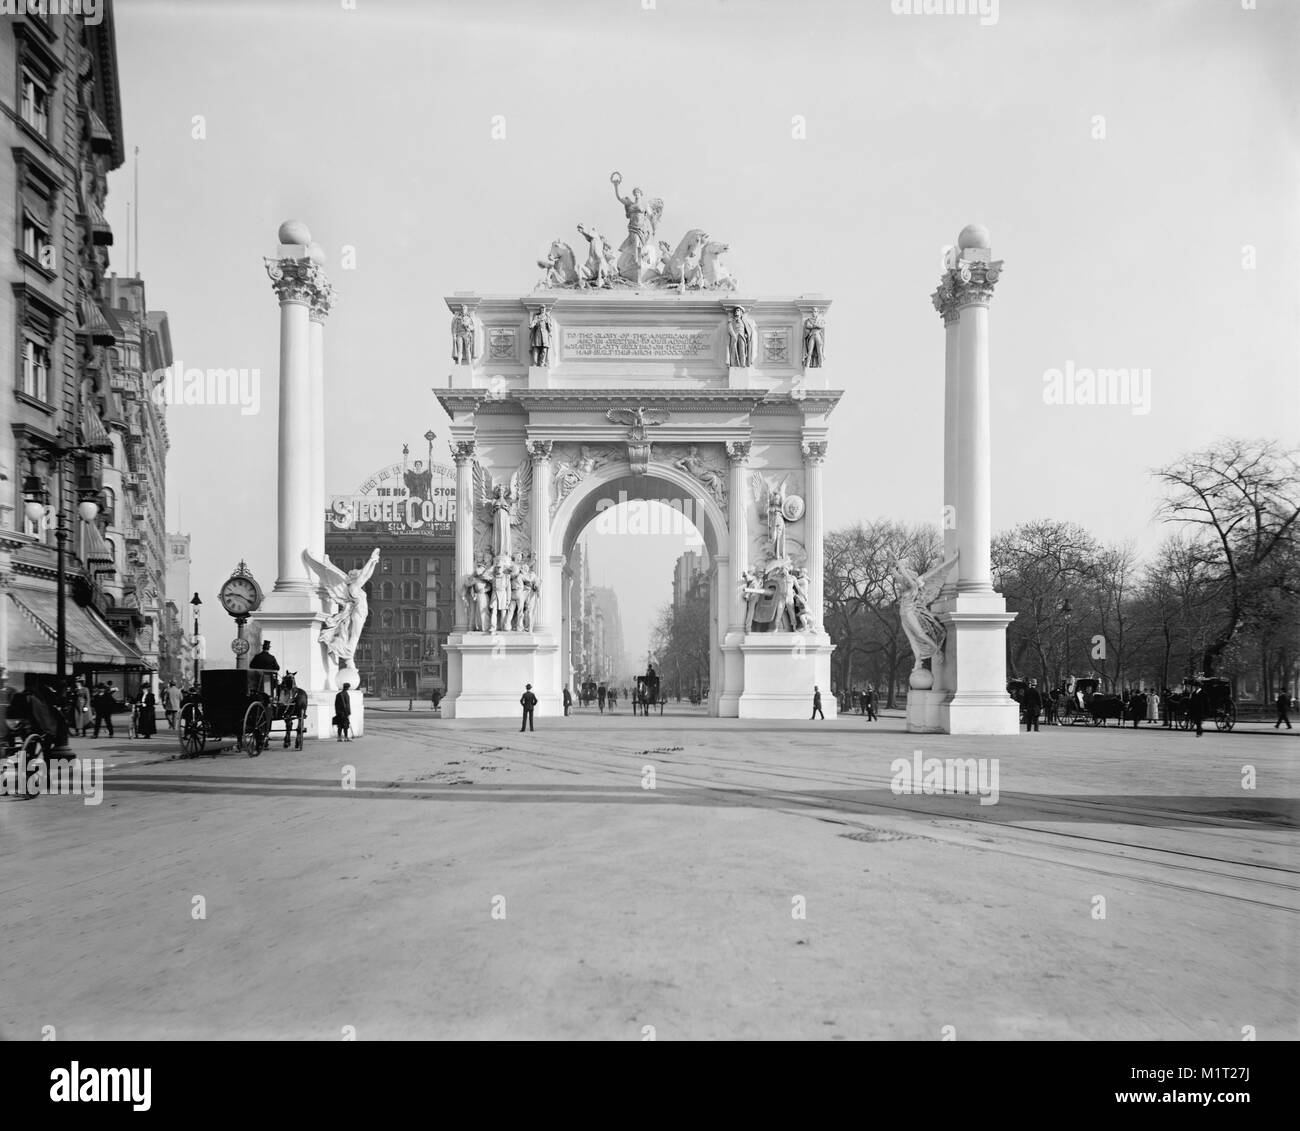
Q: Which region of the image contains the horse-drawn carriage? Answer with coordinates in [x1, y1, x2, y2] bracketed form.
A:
[633, 669, 663, 716]
[1166, 677, 1236, 731]
[1051, 677, 1126, 726]
[178, 669, 308, 757]
[578, 680, 597, 708]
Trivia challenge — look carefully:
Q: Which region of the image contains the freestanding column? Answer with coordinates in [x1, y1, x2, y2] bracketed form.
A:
[307, 270, 333, 569]
[936, 280, 961, 598]
[526, 440, 552, 631]
[801, 440, 827, 626]
[725, 441, 750, 630]
[934, 224, 1018, 736]
[451, 440, 476, 632]
[265, 239, 317, 596]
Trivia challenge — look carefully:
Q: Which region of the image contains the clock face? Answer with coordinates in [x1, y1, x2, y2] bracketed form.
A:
[219, 576, 260, 616]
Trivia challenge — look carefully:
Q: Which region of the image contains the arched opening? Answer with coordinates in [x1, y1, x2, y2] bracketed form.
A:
[551, 465, 728, 716]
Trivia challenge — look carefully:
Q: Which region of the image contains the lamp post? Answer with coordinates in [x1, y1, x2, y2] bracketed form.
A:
[22, 431, 109, 758]
[190, 593, 202, 687]
[1061, 598, 1073, 689]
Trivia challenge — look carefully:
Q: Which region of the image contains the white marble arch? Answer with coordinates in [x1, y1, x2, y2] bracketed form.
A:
[549, 459, 731, 715]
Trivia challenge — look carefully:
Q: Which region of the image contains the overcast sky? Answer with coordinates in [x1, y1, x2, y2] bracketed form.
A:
[107, 0, 1299, 661]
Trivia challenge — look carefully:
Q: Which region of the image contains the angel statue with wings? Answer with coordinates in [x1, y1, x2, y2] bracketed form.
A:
[750, 473, 791, 564]
[894, 554, 959, 676]
[473, 458, 533, 562]
[303, 547, 382, 688]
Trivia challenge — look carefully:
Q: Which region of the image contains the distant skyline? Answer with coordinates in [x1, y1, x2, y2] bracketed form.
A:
[104, 0, 1298, 658]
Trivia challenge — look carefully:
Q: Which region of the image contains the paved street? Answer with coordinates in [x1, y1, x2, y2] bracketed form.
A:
[2, 710, 1296, 1040]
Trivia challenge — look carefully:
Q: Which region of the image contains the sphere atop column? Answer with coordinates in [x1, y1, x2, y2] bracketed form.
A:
[278, 219, 312, 245]
[957, 224, 990, 250]
[305, 242, 325, 265]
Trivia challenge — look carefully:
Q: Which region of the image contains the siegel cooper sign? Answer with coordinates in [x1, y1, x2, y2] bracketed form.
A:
[329, 460, 457, 534]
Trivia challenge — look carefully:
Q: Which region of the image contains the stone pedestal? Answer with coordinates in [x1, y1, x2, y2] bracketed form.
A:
[441, 633, 561, 719]
[736, 632, 836, 719]
[936, 597, 1019, 735]
[906, 690, 946, 733]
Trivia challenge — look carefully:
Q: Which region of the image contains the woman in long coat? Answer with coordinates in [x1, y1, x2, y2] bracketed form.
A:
[75, 680, 92, 737]
[138, 687, 157, 737]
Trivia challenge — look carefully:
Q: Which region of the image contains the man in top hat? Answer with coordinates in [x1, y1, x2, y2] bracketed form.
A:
[520, 683, 537, 732]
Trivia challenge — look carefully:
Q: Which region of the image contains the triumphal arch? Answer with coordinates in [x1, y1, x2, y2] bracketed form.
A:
[437, 173, 839, 719]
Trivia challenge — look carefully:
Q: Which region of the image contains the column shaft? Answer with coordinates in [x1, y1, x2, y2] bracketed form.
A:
[453, 445, 475, 631]
[308, 315, 326, 563]
[528, 443, 552, 632]
[275, 296, 312, 591]
[802, 443, 826, 627]
[726, 442, 750, 631]
[941, 312, 960, 594]
[956, 301, 993, 593]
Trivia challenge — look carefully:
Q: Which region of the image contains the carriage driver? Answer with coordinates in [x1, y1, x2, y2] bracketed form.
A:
[248, 640, 280, 695]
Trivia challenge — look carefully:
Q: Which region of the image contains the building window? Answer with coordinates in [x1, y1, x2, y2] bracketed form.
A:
[381, 609, 394, 629]
[380, 580, 394, 601]
[401, 608, 421, 630]
[402, 639, 420, 661]
[400, 580, 421, 601]
[20, 70, 49, 136]
[22, 336, 50, 402]
[431, 559, 442, 576]
[381, 558, 392, 573]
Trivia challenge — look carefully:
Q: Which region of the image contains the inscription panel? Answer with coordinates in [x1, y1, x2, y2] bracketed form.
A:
[561, 326, 716, 360]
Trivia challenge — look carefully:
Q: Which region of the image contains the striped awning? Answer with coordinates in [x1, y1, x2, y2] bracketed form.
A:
[83, 520, 115, 571]
[80, 407, 114, 454]
[8, 585, 152, 672]
[6, 592, 58, 674]
[77, 298, 117, 344]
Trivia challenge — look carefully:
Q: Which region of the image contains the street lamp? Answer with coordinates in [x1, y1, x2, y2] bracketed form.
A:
[22, 433, 108, 758]
[190, 593, 202, 687]
[1061, 598, 1073, 688]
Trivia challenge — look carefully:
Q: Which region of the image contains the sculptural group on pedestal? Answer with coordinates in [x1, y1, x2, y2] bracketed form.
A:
[464, 550, 541, 634]
[894, 554, 958, 689]
[462, 458, 542, 633]
[739, 473, 815, 633]
[534, 171, 738, 292]
[303, 547, 382, 689]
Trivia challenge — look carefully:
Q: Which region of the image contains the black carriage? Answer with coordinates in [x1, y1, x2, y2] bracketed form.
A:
[1166, 678, 1235, 732]
[633, 670, 663, 716]
[178, 669, 305, 757]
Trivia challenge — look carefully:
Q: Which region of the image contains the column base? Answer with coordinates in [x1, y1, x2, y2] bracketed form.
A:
[442, 632, 561, 719]
[935, 595, 1019, 735]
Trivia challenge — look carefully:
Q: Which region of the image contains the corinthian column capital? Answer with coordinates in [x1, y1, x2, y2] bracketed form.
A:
[527, 440, 554, 463]
[725, 440, 751, 465]
[264, 257, 319, 306]
[452, 440, 477, 465]
[801, 440, 828, 465]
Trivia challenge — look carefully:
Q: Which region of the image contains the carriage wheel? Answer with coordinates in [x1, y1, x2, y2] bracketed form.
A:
[179, 703, 206, 755]
[1177, 713, 1190, 731]
[242, 702, 269, 757]
[1216, 705, 1236, 732]
[1089, 713, 1102, 726]
[22, 733, 45, 764]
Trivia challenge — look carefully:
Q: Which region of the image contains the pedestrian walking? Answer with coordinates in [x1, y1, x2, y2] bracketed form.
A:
[163, 680, 182, 729]
[866, 685, 877, 721]
[811, 685, 824, 720]
[1276, 691, 1293, 730]
[334, 683, 352, 741]
[74, 679, 92, 737]
[607, 687, 617, 712]
[520, 683, 537, 732]
[1129, 690, 1146, 729]
[597, 684, 606, 714]
[431, 688, 442, 711]
[562, 686, 572, 716]
[92, 682, 115, 738]
[1190, 682, 1208, 737]
[1023, 679, 1042, 732]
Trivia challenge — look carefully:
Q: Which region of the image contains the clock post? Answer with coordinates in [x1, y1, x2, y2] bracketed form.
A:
[219, 562, 264, 672]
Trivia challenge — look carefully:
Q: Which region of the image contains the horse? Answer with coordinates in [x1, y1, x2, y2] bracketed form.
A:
[275, 671, 309, 750]
[701, 240, 736, 289]
[537, 240, 579, 287]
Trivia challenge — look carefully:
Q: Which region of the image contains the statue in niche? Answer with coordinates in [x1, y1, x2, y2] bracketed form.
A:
[473, 458, 533, 562]
[529, 306, 554, 366]
[726, 306, 758, 367]
[803, 308, 826, 368]
[451, 305, 482, 364]
[750, 473, 791, 564]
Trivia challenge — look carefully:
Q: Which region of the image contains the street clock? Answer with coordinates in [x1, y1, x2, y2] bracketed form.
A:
[218, 561, 264, 618]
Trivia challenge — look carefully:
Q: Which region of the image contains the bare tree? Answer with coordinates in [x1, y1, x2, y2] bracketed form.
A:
[1155, 439, 1300, 676]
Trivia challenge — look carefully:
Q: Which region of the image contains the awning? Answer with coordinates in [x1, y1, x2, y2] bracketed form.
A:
[8, 585, 152, 672]
[80, 407, 114, 455]
[83, 521, 115, 572]
[6, 591, 58, 674]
